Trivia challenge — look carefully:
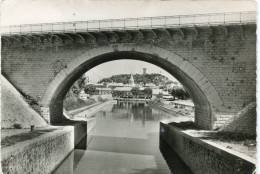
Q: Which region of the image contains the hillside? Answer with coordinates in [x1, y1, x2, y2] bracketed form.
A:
[98, 73, 170, 85]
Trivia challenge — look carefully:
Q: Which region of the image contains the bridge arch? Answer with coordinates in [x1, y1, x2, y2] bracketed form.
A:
[41, 44, 223, 129]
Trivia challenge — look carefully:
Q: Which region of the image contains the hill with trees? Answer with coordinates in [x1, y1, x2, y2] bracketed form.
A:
[98, 73, 170, 85]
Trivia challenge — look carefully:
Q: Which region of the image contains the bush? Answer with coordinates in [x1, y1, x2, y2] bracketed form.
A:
[13, 123, 22, 129]
[170, 87, 190, 100]
[97, 96, 108, 102]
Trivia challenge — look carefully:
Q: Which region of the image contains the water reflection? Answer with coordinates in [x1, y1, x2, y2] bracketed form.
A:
[53, 101, 192, 174]
[112, 101, 168, 123]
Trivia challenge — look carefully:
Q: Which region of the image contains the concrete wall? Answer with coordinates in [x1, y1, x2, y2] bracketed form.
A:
[160, 122, 255, 174]
[1, 24, 256, 130]
[1, 127, 74, 174]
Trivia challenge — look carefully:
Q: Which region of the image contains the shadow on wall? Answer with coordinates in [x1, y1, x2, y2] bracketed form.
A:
[159, 139, 193, 174]
[1, 75, 47, 129]
[168, 121, 200, 130]
[219, 102, 256, 136]
[1, 129, 58, 148]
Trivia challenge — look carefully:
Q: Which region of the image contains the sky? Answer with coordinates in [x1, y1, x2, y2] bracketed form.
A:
[1, 0, 256, 25]
[0, 0, 256, 83]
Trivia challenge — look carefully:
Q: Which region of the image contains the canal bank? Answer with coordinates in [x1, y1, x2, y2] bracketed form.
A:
[67, 100, 116, 120]
[149, 102, 179, 115]
[148, 101, 194, 124]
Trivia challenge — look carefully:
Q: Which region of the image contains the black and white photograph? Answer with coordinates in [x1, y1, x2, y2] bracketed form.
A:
[0, 0, 257, 173]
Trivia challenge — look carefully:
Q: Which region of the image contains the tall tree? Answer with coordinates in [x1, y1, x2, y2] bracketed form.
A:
[143, 87, 152, 98]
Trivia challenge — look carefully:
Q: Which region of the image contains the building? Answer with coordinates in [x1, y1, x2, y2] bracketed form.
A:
[107, 82, 124, 88]
[144, 83, 157, 88]
[112, 86, 133, 98]
[95, 87, 112, 95]
[78, 90, 89, 100]
[143, 68, 147, 75]
[129, 74, 135, 87]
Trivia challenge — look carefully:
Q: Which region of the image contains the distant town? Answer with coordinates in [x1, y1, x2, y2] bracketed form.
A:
[64, 68, 194, 113]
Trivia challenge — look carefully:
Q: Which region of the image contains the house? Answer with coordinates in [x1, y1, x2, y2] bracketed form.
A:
[78, 90, 89, 100]
[112, 86, 133, 98]
[96, 87, 112, 95]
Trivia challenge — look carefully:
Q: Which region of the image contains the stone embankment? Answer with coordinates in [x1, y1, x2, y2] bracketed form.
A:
[67, 100, 115, 120]
[160, 121, 256, 174]
[149, 100, 194, 118]
[66, 102, 101, 116]
[1, 126, 74, 174]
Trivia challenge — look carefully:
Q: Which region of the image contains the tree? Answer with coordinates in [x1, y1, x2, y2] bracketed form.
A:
[98, 73, 169, 85]
[71, 85, 80, 95]
[84, 84, 96, 95]
[170, 87, 190, 100]
[77, 76, 86, 89]
[131, 87, 140, 97]
[143, 87, 152, 98]
[170, 89, 176, 100]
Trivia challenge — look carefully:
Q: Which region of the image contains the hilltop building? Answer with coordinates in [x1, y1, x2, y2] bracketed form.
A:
[143, 68, 147, 75]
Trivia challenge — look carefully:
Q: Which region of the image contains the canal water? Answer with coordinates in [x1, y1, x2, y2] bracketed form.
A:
[53, 101, 192, 174]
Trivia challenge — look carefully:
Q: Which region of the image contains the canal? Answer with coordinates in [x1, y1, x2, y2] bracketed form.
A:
[53, 101, 192, 174]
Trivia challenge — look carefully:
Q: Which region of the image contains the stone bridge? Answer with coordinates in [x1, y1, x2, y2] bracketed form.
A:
[1, 12, 256, 133]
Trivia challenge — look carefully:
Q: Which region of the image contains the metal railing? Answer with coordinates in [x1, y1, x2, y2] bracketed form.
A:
[0, 11, 256, 35]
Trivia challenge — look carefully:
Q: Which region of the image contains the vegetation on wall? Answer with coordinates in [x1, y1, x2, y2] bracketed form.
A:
[63, 75, 96, 111]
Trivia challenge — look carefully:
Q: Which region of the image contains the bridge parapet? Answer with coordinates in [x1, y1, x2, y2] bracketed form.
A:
[1, 24, 256, 49]
[1, 11, 255, 35]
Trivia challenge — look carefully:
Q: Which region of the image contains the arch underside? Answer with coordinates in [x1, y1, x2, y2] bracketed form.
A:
[42, 45, 222, 129]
